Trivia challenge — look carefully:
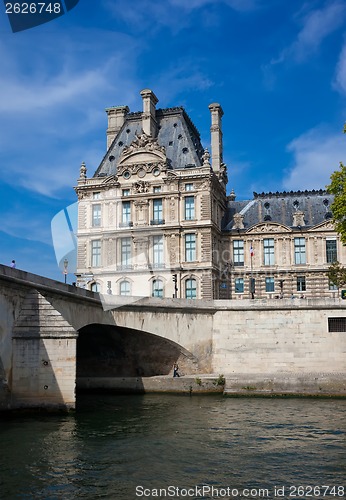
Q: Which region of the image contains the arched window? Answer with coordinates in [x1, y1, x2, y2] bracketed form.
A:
[91, 282, 101, 292]
[152, 279, 163, 298]
[119, 280, 130, 296]
[185, 278, 197, 299]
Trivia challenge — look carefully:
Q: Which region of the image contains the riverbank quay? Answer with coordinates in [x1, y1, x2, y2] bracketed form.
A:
[76, 373, 346, 398]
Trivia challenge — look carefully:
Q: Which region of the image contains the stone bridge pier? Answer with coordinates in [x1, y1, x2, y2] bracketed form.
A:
[0, 266, 214, 412]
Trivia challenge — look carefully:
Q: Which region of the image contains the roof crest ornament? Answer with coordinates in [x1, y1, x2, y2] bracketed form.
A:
[121, 132, 166, 157]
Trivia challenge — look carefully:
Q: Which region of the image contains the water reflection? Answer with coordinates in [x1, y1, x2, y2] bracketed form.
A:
[0, 396, 345, 499]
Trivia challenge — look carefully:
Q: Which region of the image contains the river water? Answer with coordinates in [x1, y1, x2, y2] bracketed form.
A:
[0, 394, 345, 499]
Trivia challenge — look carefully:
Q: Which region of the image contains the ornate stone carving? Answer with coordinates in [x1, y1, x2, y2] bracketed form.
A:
[122, 132, 166, 156]
[293, 210, 305, 227]
[247, 223, 291, 234]
[133, 180, 149, 193]
[233, 213, 244, 230]
[79, 161, 87, 179]
[202, 148, 211, 168]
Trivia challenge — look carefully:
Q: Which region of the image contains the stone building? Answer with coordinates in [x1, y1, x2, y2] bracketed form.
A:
[75, 89, 345, 299]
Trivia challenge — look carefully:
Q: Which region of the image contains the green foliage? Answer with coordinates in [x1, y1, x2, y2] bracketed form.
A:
[216, 374, 225, 386]
[327, 261, 346, 290]
[195, 377, 202, 386]
[326, 162, 346, 244]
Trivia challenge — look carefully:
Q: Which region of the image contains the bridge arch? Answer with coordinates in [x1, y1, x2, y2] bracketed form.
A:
[76, 323, 199, 382]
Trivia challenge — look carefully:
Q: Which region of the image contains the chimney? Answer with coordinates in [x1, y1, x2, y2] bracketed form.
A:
[208, 102, 224, 173]
[140, 89, 158, 137]
[105, 105, 129, 150]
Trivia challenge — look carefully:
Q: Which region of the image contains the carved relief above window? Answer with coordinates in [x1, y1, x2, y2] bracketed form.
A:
[133, 180, 149, 193]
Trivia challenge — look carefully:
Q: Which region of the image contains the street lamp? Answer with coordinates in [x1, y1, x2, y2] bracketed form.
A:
[63, 258, 68, 284]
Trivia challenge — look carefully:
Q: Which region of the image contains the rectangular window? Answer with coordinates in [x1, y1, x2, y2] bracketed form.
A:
[185, 183, 194, 191]
[235, 277, 244, 293]
[91, 240, 101, 267]
[152, 279, 163, 298]
[328, 317, 346, 332]
[122, 189, 130, 197]
[297, 276, 306, 292]
[153, 235, 164, 267]
[122, 201, 131, 224]
[265, 277, 275, 292]
[185, 278, 197, 299]
[329, 280, 338, 291]
[184, 196, 195, 220]
[294, 237, 306, 264]
[92, 204, 101, 227]
[121, 237, 131, 268]
[185, 233, 196, 262]
[93, 192, 100, 200]
[326, 239, 337, 263]
[153, 199, 163, 222]
[233, 240, 244, 266]
[263, 238, 275, 265]
[153, 186, 161, 193]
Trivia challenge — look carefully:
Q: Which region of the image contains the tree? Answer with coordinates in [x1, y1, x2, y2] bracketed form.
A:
[326, 161, 346, 244]
[327, 261, 346, 292]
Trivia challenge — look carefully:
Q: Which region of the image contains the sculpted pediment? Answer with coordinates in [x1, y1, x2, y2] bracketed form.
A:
[118, 132, 166, 166]
[246, 222, 292, 234]
[307, 220, 336, 232]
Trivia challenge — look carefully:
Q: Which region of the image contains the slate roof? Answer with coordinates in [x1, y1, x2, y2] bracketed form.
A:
[223, 189, 334, 231]
[94, 107, 205, 177]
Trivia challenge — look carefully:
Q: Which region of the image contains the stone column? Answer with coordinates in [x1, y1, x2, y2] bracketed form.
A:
[105, 105, 129, 149]
[208, 102, 224, 173]
[140, 89, 158, 137]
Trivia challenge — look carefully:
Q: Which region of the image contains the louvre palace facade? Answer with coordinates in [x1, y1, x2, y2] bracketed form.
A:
[75, 89, 345, 299]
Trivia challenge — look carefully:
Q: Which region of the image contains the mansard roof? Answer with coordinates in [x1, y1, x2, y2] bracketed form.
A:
[223, 189, 334, 231]
[94, 106, 205, 177]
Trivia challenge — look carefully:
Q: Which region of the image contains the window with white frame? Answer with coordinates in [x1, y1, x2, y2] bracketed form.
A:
[294, 237, 306, 264]
[93, 192, 100, 199]
[122, 189, 130, 197]
[185, 278, 197, 299]
[329, 280, 338, 290]
[152, 279, 163, 297]
[185, 183, 194, 191]
[153, 186, 161, 193]
[235, 277, 244, 293]
[92, 204, 101, 227]
[263, 239, 275, 265]
[91, 240, 101, 267]
[119, 280, 130, 296]
[121, 237, 131, 268]
[184, 196, 195, 220]
[185, 233, 196, 261]
[153, 198, 163, 222]
[91, 282, 100, 292]
[233, 240, 244, 266]
[153, 235, 164, 267]
[122, 201, 131, 224]
[326, 239, 337, 263]
[265, 276, 275, 292]
[297, 276, 306, 292]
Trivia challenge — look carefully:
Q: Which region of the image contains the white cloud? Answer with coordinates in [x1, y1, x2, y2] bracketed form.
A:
[333, 40, 346, 95]
[283, 127, 346, 191]
[151, 60, 214, 103]
[267, 1, 346, 69]
[103, 0, 259, 32]
[0, 28, 142, 197]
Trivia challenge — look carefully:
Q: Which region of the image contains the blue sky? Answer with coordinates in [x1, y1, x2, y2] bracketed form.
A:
[0, 0, 345, 282]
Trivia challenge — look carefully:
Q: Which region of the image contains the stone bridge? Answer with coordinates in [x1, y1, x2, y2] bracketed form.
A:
[0, 265, 345, 412]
